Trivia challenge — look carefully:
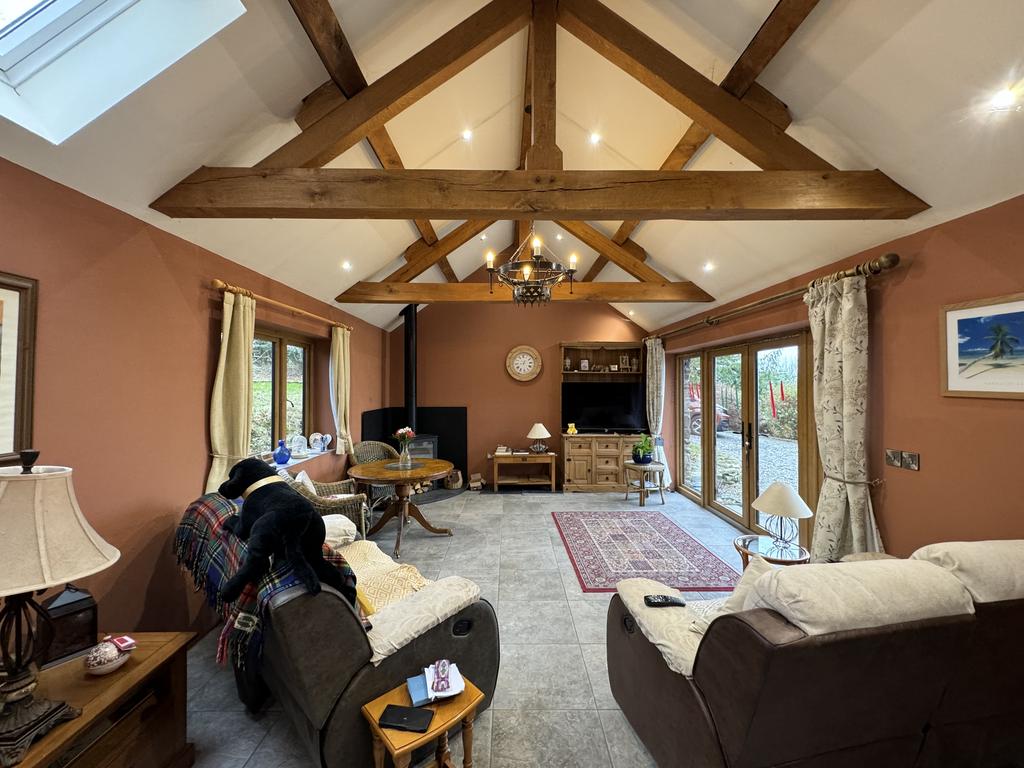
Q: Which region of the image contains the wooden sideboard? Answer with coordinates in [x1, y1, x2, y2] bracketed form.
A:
[21, 632, 194, 768]
[563, 434, 641, 492]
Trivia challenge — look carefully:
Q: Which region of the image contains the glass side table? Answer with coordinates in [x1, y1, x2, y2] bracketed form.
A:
[733, 534, 810, 569]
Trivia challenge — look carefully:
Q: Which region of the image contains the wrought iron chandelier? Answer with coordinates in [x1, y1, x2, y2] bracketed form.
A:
[486, 232, 577, 306]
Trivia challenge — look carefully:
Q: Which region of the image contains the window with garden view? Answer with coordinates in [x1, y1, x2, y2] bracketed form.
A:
[250, 333, 311, 455]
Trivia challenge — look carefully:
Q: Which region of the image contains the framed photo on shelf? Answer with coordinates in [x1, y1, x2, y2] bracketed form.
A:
[579, 358, 589, 371]
[941, 292, 1024, 399]
[619, 354, 630, 371]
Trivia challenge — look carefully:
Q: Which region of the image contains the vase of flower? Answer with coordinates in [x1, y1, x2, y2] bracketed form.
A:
[273, 438, 292, 465]
[394, 426, 415, 469]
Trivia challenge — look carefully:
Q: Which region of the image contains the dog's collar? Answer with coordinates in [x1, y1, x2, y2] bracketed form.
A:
[242, 475, 286, 499]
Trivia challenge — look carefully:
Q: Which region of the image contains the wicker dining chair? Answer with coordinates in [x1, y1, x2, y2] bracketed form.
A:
[281, 474, 369, 538]
[350, 440, 400, 512]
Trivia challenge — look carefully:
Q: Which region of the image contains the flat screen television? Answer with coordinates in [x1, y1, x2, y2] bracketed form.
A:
[561, 381, 648, 433]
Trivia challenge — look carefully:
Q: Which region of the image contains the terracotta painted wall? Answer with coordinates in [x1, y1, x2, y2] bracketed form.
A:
[656, 194, 1024, 555]
[386, 300, 647, 479]
[0, 158, 384, 632]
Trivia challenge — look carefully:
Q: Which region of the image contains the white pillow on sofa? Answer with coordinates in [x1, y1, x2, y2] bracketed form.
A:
[294, 470, 318, 495]
[689, 556, 774, 635]
[911, 540, 1024, 603]
[743, 559, 975, 636]
[323, 514, 359, 549]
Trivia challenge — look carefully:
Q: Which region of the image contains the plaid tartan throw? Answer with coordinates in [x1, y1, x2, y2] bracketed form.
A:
[175, 493, 357, 668]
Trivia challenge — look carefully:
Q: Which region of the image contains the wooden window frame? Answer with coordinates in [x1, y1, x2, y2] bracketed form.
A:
[254, 329, 314, 449]
[675, 331, 820, 546]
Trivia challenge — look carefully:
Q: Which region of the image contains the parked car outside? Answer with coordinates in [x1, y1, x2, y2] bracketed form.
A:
[688, 399, 729, 435]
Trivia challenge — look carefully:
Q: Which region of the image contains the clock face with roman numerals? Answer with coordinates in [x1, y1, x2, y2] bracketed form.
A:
[506, 345, 542, 382]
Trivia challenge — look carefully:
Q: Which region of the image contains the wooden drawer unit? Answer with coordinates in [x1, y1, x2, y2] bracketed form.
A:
[562, 434, 635, 492]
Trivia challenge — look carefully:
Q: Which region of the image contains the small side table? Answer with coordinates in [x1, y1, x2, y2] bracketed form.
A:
[362, 677, 485, 768]
[733, 534, 810, 569]
[623, 461, 666, 506]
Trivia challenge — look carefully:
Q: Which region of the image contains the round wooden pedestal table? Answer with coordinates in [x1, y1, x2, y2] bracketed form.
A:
[348, 458, 454, 558]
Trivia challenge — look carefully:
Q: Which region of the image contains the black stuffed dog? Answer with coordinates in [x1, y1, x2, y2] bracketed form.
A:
[217, 458, 355, 606]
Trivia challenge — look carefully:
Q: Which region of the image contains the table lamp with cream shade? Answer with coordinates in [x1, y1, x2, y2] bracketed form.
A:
[0, 452, 120, 765]
[527, 423, 551, 454]
[751, 481, 813, 548]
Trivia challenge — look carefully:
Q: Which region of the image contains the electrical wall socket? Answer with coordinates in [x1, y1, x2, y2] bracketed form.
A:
[884, 449, 902, 467]
[901, 451, 920, 471]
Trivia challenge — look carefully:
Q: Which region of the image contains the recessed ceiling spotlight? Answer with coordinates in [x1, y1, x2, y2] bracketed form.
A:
[341, 260, 352, 271]
[480, 233, 487, 240]
[555, 233, 563, 240]
[628, 310, 635, 317]
[702, 261, 715, 272]
[461, 128, 473, 141]
[589, 132, 601, 145]
[990, 87, 1018, 111]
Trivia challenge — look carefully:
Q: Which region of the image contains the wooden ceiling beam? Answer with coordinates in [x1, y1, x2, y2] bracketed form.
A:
[554, 220, 662, 282]
[581, 234, 647, 281]
[590, 0, 820, 279]
[384, 220, 495, 283]
[254, 0, 531, 169]
[336, 281, 713, 304]
[285, 0, 459, 274]
[152, 168, 929, 221]
[525, 0, 562, 170]
[557, 0, 831, 172]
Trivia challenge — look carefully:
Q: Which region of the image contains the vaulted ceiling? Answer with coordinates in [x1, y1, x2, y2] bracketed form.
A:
[2, 0, 1023, 330]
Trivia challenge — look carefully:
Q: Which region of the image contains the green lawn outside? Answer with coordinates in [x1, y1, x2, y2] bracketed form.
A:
[250, 379, 305, 454]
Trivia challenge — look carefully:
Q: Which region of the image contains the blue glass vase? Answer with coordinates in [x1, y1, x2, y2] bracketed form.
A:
[273, 439, 292, 465]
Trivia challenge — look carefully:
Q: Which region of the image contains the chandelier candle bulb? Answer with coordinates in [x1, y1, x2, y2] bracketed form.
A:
[486, 250, 495, 269]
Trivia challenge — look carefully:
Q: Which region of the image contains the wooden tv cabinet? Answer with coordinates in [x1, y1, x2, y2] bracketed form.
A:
[563, 434, 642, 492]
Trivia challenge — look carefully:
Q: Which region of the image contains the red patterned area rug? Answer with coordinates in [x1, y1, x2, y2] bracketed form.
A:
[553, 510, 739, 592]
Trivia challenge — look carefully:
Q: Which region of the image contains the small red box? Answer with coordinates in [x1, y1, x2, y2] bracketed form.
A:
[111, 635, 136, 651]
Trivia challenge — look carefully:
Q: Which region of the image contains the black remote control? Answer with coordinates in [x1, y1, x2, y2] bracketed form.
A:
[644, 594, 687, 608]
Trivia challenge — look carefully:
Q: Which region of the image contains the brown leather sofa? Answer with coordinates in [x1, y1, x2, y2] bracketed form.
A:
[237, 584, 500, 768]
[607, 550, 1024, 768]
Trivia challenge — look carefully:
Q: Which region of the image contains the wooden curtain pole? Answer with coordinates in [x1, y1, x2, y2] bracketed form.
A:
[660, 252, 900, 341]
[210, 279, 352, 331]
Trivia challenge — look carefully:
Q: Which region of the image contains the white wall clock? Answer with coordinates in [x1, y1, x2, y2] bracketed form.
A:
[506, 345, 542, 382]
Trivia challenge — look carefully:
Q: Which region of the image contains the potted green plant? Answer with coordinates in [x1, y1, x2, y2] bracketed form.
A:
[632, 434, 654, 464]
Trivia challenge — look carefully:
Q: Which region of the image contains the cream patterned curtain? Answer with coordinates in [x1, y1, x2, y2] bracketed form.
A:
[804, 276, 883, 560]
[330, 325, 352, 454]
[644, 337, 673, 486]
[206, 291, 255, 492]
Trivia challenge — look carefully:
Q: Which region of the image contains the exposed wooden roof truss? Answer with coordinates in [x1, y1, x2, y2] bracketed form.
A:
[152, 0, 928, 305]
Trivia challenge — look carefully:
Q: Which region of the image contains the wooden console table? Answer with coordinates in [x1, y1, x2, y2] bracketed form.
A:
[487, 453, 557, 492]
[20, 631, 194, 768]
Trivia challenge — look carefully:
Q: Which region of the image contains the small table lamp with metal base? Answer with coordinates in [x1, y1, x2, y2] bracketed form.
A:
[0, 452, 120, 767]
[751, 481, 813, 550]
[527, 423, 551, 454]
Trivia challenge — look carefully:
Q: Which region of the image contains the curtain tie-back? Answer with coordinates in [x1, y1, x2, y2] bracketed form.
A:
[824, 473, 883, 488]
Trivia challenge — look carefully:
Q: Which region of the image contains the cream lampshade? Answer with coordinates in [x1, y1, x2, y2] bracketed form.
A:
[527, 423, 551, 453]
[0, 465, 121, 597]
[0, 458, 120, 759]
[751, 481, 813, 548]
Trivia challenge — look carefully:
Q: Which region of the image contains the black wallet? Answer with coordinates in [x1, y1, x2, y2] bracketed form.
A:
[379, 704, 434, 733]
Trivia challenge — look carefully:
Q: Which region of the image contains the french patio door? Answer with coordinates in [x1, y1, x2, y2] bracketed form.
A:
[679, 334, 815, 540]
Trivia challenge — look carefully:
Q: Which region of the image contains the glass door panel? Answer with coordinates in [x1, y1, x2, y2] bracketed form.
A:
[712, 351, 744, 517]
[753, 344, 801, 532]
[680, 355, 703, 493]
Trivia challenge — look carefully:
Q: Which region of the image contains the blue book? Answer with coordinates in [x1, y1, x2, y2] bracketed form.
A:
[406, 673, 431, 707]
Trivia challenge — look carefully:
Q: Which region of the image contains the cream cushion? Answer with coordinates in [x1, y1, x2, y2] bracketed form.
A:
[617, 578, 714, 676]
[689, 556, 774, 636]
[911, 540, 1024, 603]
[743, 559, 975, 635]
[322, 514, 358, 549]
[294, 470, 318, 495]
[366, 576, 481, 665]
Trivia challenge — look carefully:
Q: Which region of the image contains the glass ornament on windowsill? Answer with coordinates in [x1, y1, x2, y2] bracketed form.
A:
[290, 435, 309, 458]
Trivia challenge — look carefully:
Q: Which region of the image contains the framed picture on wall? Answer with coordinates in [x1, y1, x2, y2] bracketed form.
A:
[941, 292, 1024, 399]
[0, 272, 38, 464]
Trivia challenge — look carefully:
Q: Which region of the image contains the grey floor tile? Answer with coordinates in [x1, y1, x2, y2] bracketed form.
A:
[188, 710, 275, 763]
[499, 547, 557, 571]
[599, 709, 657, 768]
[498, 599, 577, 645]
[568, 600, 610, 645]
[580, 643, 617, 710]
[468, 574, 499, 606]
[243, 714, 314, 768]
[559, 567, 616, 602]
[190, 665, 248, 712]
[492, 644, 595, 710]
[491, 710, 612, 768]
[442, 709, 492, 768]
[498, 569, 566, 602]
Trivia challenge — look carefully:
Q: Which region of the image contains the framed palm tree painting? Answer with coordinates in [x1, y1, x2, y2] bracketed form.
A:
[942, 292, 1024, 398]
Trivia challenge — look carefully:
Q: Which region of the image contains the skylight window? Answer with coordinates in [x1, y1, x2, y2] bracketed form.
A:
[0, 0, 245, 144]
